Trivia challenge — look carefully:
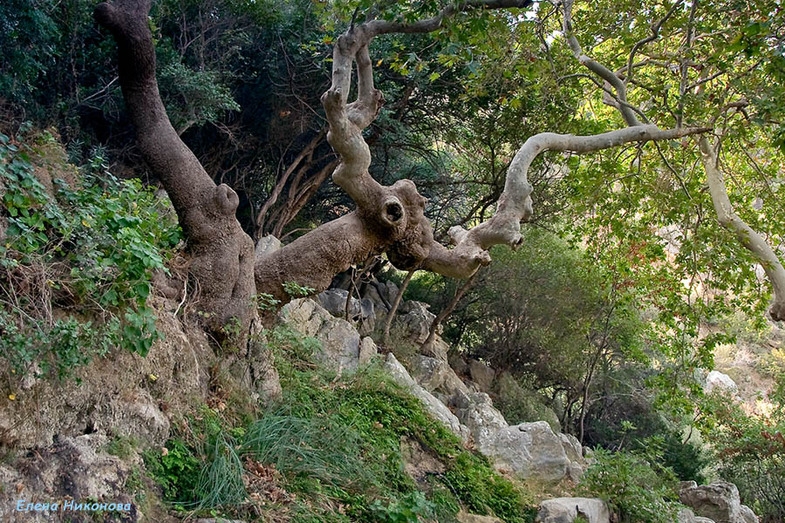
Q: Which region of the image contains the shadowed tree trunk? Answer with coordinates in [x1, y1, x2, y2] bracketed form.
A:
[94, 0, 255, 343]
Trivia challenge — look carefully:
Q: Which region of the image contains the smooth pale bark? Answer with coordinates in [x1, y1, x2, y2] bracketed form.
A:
[699, 137, 785, 321]
[424, 125, 709, 278]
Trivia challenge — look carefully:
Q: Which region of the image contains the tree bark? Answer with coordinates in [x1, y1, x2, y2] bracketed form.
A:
[95, 0, 255, 341]
[699, 136, 785, 321]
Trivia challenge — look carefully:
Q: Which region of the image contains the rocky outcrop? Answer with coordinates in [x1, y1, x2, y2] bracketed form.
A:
[468, 359, 496, 393]
[679, 508, 717, 523]
[454, 392, 509, 455]
[279, 298, 361, 372]
[679, 481, 759, 523]
[485, 421, 580, 483]
[384, 354, 469, 441]
[409, 355, 471, 405]
[704, 371, 738, 395]
[537, 497, 610, 523]
[306, 293, 590, 485]
[457, 512, 504, 523]
[0, 296, 221, 449]
[316, 289, 377, 336]
[397, 301, 437, 344]
[0, 434, 150, 523]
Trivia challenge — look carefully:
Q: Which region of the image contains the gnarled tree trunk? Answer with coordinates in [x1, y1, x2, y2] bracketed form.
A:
[95, 0, 255, 342]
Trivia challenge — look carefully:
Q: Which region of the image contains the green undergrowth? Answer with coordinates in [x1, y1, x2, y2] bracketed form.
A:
[0, 129, 181, 383]
[143, 325, 537, 522]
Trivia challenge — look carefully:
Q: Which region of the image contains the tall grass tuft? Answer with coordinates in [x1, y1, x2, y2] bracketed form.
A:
[194, 431, 246, 509]
[242, 412, 374, 490]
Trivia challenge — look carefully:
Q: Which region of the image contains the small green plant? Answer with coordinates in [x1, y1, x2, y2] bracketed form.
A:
[143, 439, 201, 504]
[254, 292, 280, 311]
[367, 491, 435, 523]
[283, 280, 315, 298]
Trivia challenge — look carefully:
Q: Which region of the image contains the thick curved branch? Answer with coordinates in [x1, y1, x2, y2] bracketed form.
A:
[699, 136, 785, 321]
[423, 125, 710, 278]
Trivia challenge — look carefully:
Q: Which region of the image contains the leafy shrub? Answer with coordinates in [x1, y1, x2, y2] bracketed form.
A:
[143, 439, 201, 504]
[699, 387, 785, 521]
[367, 491, 436, 523]
[0, 130, 181, 380]
[577, 448, 682, 523]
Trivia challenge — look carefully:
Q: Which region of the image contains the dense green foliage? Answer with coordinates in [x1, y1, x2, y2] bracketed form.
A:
[698, 386, 785, 520]
[0, 129, 180, 383]
[577, 447, 682, 523]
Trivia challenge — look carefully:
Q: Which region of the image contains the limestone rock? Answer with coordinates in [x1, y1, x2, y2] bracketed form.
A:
[396, 301, 436, 344]
[457, 512, 504, 523]
[468, 359, 496, 392]
[254, 234, 281, 262]
[679, 508, 717, 523]
[485, 421, 571, 482]
[316, 289, 376, 335]
[280, 298, 360, 372]
[679, 481, 759, 523]
[410, 355, 470, 399]
[704, 371, 738, 395]
[384, 354, 469, 441]
[359, 336, 378, 366]
[448, 351, 470, 377]
[0, 434, 140, 523]
[455, 392, 509, 455]
[0, 296, 216, 449]
[537, 497, 610, 523]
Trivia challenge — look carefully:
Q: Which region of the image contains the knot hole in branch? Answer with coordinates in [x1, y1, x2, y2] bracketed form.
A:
[381, 197, 404, 227]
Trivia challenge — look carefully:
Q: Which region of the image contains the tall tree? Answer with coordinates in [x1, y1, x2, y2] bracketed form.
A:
[94, 0, 712, 346]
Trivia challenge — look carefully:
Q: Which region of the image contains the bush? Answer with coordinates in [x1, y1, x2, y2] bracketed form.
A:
[577, 448, 682, 523]
[700, 387, 785, 521]
[0, 129, 181, 381]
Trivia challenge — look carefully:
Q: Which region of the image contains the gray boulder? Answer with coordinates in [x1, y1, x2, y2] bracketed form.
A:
[457, 512, 504, 523]
[537, 497, 610, 523]
[280, 298, 360, 372]
[485, 421, 572, 482]
[679, 508, 717, 523]
[468, 359, 496, 392]
[358, 336, 378, 366]
[316, 289, 376, 336]
[410, 355, 470, 401]
[704, 371, 738, 395]
[397, 301, 437, 344]
[254, 234, 281, 262]
[679, 481, 758, 523]
[384, 354, 469, 441]
[455, 392, 509, 455]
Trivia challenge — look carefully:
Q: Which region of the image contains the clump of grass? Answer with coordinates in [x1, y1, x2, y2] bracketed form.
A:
[194, 431, 246, 509]
[242, 412, 374, 490]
